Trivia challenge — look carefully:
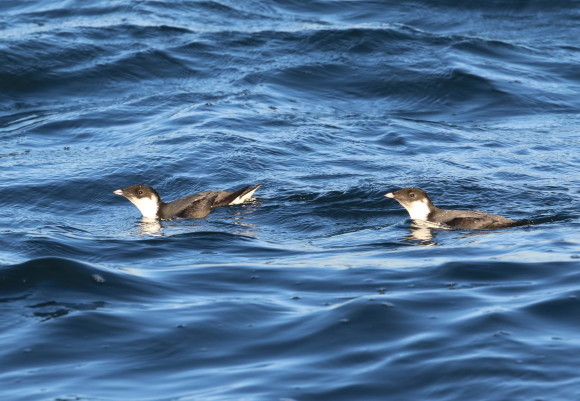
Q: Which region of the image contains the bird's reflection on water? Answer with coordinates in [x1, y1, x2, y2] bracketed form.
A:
[403, 225, 437, 246]
[399, 220, 449, 245]
[402, 220, 513, 246]
[137, 219, 164, 236]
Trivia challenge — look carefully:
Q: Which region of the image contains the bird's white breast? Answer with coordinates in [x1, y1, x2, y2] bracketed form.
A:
[129, 197, 159, 219]
[404, 199, 431, 221]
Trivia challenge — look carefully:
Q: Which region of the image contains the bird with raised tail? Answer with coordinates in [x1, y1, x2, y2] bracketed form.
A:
[114, 184, 261, 220]
[385, 187, 530, 229]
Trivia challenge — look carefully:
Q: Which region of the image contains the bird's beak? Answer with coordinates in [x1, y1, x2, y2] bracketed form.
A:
[384, 192, 395, 198]
[113, 189, 124, 196]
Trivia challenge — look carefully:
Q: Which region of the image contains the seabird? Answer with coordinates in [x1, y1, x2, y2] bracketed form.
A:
[114, 184, 261, 220]
[385, 187, 529, 229]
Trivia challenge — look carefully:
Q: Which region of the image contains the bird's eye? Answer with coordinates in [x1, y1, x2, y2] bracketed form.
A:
[409, 192, 415, 198]
[138, 190, 143, 195]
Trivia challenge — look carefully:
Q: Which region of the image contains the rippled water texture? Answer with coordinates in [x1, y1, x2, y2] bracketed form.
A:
[1, 1, 579, 400]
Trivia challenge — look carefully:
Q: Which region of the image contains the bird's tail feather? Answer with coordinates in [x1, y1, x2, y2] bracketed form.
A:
[214, 184, 261, 207]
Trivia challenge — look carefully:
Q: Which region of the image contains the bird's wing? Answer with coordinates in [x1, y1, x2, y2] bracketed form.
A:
[445, 216, 496, 229]
[158, 186, 260, 219]
[159, 193, 213, 219]
[176, 194, 219, 219]
[431, 208, 516, 229]
[445, 213, 517, 229]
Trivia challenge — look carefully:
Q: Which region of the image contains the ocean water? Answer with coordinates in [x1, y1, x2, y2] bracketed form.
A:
[1, 1, 579, 400]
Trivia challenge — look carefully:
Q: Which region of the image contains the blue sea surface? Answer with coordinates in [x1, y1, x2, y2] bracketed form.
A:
[1, 1, 579, 400]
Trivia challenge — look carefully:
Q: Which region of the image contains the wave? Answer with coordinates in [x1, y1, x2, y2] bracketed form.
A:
[2, 16, 575, 120]
[0, 257, 162, 301]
